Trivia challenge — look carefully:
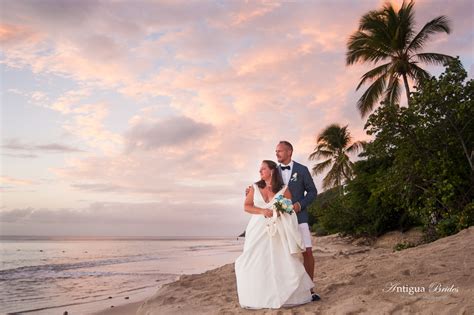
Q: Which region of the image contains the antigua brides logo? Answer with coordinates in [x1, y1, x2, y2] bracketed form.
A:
[382, 282, 459, 295]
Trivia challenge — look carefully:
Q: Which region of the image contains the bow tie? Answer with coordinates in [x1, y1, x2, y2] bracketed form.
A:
[280, 165, 291, 171]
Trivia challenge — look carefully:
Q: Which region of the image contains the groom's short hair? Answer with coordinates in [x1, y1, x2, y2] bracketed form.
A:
[279, 141, 293, 152]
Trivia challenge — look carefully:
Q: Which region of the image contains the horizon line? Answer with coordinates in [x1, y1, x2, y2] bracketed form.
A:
[0, 234, 241, 240]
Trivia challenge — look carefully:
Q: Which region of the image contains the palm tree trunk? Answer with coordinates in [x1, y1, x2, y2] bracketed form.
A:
[402, 73, 411, 106]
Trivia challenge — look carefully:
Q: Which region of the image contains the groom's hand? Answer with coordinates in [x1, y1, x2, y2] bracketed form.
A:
[293, 202, 301, 213]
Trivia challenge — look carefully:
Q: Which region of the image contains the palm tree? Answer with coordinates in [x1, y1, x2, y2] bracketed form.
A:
[346, 0, 453, 117]
[309, 124, 365, 191]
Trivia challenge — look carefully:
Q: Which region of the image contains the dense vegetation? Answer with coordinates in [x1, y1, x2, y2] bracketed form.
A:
[309, 59, 473, 240]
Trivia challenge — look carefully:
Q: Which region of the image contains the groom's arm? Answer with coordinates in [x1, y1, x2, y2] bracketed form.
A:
[297, 166, 317, 210]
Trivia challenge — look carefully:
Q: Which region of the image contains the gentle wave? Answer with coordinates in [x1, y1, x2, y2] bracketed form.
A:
[1, 238, 243, 314]
[0, 255, 159, 280]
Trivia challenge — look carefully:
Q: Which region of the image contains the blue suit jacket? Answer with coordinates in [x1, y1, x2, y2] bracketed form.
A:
[284, 161, 317, 224]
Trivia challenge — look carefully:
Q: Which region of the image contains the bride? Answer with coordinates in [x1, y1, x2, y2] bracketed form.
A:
[235, 160, 314, 309]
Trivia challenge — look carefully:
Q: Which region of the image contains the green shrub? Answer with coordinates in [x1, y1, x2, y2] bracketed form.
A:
[308, 60, 473, 240]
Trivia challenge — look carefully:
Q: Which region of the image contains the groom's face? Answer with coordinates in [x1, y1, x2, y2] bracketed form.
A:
[275, 144, 292, 164]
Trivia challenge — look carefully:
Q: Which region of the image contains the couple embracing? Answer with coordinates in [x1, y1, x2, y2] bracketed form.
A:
[235, 141, 321, 309]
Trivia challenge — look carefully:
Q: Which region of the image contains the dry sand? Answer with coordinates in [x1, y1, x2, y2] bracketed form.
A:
[92, 301, 142, 315]
[112, 227, 473, 314]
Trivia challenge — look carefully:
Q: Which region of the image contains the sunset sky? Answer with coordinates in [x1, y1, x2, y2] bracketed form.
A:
[1, 0, 473, 236]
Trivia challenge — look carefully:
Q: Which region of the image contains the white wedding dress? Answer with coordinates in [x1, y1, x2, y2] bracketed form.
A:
[235, 184, 314, 309]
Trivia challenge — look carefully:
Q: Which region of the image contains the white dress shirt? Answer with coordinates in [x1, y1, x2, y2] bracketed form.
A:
[280, 161, 294, 185]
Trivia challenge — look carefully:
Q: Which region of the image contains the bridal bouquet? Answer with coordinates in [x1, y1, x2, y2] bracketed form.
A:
[272, 195, 294, 215]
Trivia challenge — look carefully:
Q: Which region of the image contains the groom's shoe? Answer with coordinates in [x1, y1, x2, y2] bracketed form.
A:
[311, 292, 321, 301]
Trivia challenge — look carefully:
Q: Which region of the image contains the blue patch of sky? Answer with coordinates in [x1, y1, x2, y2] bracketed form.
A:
[1, 65, 68, 144]
[145, 31, 167, 41]
[92, 90, 180, 135]
[1, 65, 86, 179]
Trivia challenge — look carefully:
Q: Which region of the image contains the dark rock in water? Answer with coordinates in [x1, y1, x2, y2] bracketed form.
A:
[125, 296, 129, 299]
[111, 305, 114, 308]
[238, 231, 246, 237]
[39, 250, 43, 252]
[108, 296, 112, 299]
[63, 312, 68, 315]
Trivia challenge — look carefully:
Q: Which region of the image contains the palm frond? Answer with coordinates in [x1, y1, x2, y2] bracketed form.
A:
[326, 154, 353, 186]
[408, 63, 431, 83]
[317, 123, 343, 140]
[317, 124, 352, 149]
[357, 74, 387, 117]
[312, 158, 333, 176]
[385, 75, 401, 105]
[310, 124, 364, 190]
[346, 1, 454, 112]
[346, 141, 366, 155]
[346, 32, 393, 65]
[313, 142, 332, 151]
[415, 53, 454, 66]
[407, 16, 451, 53]
[343, 160, 355, 180]
[356, 62, 392, 90]
[309, 149, 334, 160]
[322, 165, 344, 190]
[396, 0, 416, 47]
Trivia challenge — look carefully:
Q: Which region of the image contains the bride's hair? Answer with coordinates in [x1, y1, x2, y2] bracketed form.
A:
[255, 160, 284, 193]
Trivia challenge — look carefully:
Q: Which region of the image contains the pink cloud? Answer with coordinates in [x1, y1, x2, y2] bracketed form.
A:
[0, 176, 37, 186]
[2, 0, 472, 235]
[0, 23, 44, 47]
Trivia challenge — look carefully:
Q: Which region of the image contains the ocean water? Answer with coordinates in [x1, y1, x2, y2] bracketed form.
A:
[0, 236, 244, 314]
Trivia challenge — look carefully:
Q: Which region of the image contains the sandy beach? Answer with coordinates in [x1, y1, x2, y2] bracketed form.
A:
[104, 227, 474, 315]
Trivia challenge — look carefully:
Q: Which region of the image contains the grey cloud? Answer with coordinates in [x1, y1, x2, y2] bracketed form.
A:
[68, 180, 245, 202]
[2, 0, 98, 27]
[80, 34, 124, 61]
[2, 153, 38, 158]
[0, 187, 37, 193]
[70, 183, 130, 193]
[0, 207, 93, 224]
[1, 1, 223, 40]
[0, 202, 247, 237]
[124, 116, 214, 152]
[2, 139, 85, 153]
[0, 207, 35, 222]
[35, 143, 85, 152]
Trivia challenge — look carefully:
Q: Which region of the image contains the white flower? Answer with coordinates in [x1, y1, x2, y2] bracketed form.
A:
[291, 172, 298, 182]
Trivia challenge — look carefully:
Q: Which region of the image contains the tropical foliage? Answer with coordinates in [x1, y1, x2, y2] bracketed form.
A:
[309, 124, 365, 190]
[309, 59, 474, 239]
[346, 0, 453, 117]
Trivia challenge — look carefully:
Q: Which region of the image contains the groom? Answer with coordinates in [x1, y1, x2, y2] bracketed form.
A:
[276, 141, 320, 302]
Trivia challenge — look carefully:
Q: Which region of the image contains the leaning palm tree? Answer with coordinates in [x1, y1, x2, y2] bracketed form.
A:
[346, 0, 453, 117]
[309, 124, 365, 191]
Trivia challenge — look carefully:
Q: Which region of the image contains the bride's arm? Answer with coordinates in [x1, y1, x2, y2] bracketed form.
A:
[244, 186, 272, 217]
[283, 188, 292, 200]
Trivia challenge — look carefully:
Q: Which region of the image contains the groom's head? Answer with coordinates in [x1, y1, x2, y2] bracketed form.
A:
[275, 141, 293, 164]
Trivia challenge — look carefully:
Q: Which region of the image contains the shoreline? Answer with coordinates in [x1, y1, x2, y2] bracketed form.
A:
[1, 238, 243, 315]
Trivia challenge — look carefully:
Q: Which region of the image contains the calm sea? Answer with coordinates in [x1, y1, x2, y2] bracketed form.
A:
[0, 236, 244, 314]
